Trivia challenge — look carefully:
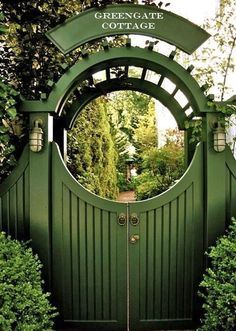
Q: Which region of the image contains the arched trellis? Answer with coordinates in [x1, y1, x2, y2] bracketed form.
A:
[20, 46, 209, 118]
[20, 45, 210, 165]
[65, 77, 187, 130]
[56, 47, 209, 130]
[21, 47, 209, 161]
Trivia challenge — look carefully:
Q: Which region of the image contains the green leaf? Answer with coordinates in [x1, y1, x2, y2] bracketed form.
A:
[0, 125, 9, 133]
[6, 107, 17, 119]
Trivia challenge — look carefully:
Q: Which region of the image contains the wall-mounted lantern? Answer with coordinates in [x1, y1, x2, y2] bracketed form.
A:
[29, 119, 43, 152]
[213, 122, 226, 152]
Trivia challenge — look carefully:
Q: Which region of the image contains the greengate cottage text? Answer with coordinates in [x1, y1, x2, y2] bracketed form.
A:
[94, 11, 164, 30]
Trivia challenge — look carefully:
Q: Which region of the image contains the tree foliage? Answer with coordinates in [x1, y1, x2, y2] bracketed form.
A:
[105, 90, 156, 193]
[0, 0, 135, 99]
[67, 98, 118, 199]
[0, 13, 25, 183]
[0, 81, 23, 183]
[189, 0, 236, 101]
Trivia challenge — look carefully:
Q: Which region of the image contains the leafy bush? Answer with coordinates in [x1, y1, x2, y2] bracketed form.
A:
[135, 142, 184, 200]
[0, 80, 23, 183]
[198, 217, 236, 331]
[135, 172, 162, 200]
[0, 232, 57, 330]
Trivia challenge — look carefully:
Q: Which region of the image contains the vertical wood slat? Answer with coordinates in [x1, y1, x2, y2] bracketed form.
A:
[230, 172, 236, 217]
[2, 193, 9, 232]
[9, 184, 17, 237]
[184, 185, 193, 317]
[154, 207, 162, 319]
[110, 212, 117, 320]
[139, 212, 147, 320]
[71, 193, 79, 320]
[101, 210, 110, 320]
[86, 203, 95, 320]
[0, 166, 30, 240]
[226, 165, 236, 223]
[176, 193, 185, 318]
[169, 199, 177, 319]
[23, 166, 30, 238]
[62, 184, 73, 319]
[162, 204, 170, 319]
[16, 176, 24, 239]
[94, 207, 102, 320]
[147, 210, 155, 319]
[78, 199, 88, 320]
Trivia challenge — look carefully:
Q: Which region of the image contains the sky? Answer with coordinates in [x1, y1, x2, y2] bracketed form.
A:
[170, 0, 219, 24]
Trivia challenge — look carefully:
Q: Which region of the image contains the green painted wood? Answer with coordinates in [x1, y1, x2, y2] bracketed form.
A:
[169, 199, 177, 319]
[65, 78, 187, 130]
[203, 113, 227, 248]
[51, 142, 127, 329]
[129, 143, 204, 330]
[29, 113, 53, 287]
[46, 4, 210, 55]
[0, 145, 30, 240]
[225, 146, 236, 222]
[19, 47, 208, 120]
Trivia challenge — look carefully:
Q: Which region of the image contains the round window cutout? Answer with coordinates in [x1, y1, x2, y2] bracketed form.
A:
[67, 90, 185, 202]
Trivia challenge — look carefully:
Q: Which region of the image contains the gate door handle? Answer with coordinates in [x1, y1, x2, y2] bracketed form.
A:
[130, 234, 140, 244]
[118, 213, 126, 226]
[129, 213, 139, 226]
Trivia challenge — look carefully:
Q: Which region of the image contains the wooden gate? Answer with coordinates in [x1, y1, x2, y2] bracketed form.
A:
[51, 142, 203, 330]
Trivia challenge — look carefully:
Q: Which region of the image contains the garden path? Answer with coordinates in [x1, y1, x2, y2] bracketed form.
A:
[117, 190, 136, 202]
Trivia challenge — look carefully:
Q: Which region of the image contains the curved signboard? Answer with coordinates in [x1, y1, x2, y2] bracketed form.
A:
[46, 4, 210, 55]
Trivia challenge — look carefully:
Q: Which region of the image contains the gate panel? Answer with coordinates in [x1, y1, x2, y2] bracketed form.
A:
[225, 147, 236, 222]
[0, 146, 30, 240]
[51, 143, 127, 330]
[129, 144, 204, 330]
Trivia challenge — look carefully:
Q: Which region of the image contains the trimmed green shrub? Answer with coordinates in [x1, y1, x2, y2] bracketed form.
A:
[0, 232, 57, 330]
[198, 217, 236, 331]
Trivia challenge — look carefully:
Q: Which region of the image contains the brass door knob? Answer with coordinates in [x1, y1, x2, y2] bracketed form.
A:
[118, 213, 126, 226]
[130, 234, 140, 244]
[130, 213, 139, 226]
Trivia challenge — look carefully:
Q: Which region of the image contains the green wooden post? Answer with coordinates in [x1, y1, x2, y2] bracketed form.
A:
[29, 112, 53, 288]
[203, 112, 226, 249]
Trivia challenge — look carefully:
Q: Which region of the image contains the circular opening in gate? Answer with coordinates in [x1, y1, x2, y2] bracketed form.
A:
[67, 90, 185, 202]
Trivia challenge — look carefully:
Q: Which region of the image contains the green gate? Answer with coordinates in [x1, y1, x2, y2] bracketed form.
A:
[1, 4, 236, 331]
[51, 141, 203, 330]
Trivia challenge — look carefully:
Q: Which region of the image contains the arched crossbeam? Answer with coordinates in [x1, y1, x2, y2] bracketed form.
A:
[46, 4, 210, 55]
[20, 47, 209, 127]
[65, 78, 187, 130]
